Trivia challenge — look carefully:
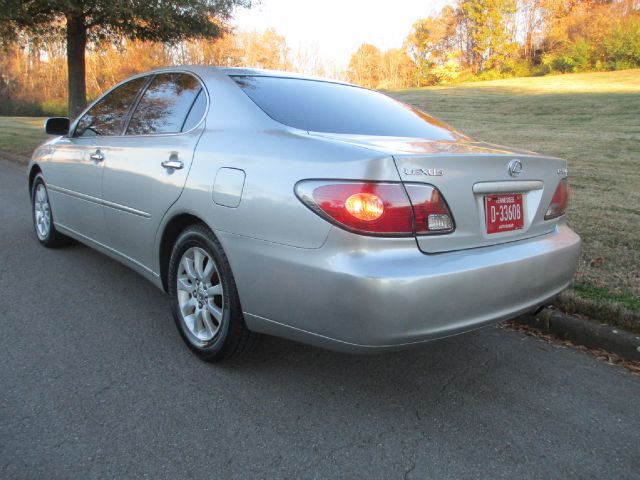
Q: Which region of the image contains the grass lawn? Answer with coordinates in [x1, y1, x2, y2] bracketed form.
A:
[391, 69, 640, 330]
[1, 70, 638, 329]
[0, 117, 49, 158]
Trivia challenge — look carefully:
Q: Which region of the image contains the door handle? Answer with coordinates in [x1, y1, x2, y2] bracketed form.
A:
[90, 150, 104, 162]
[161, 159, 184, 170]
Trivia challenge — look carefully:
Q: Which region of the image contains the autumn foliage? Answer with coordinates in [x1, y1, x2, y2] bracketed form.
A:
[348, 0, 640, 89]
[0, 0, 639, 115]
[0, 29, 291, 115]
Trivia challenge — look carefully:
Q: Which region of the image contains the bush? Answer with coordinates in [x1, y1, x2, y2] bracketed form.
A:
[40, 100, 67, 116]
[551, 55, 578, 73]
[0, 98, 67, 117]
[473, 69, 505, 81]
[531, 63, 552, 76]
[0, 98, 43, 116]
[547, 40, 593, 73]
[540, 17, 640, 74]
[462, 61, 532, 83]
[500, 59, 532, 77]
[601, 16, 640, 70]
[451, 70, 475, 83]
[428, 57, 462, 84]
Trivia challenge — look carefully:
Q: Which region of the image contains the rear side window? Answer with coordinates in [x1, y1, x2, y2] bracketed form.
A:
[75, 77, 147, 137]
[181, 88, 206, 132]
[126, 73, 203, 135]
[232, 76, 467, 140]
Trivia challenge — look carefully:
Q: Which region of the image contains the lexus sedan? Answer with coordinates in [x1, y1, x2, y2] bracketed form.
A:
[29, 66, 581, 361]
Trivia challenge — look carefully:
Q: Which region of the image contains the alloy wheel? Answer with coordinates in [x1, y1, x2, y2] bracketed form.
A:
[34, 183, 51, 240]
[176, 246, 224, 343]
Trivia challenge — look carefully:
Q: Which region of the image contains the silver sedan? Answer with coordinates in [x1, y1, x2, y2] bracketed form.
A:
[28, 66, 581, 361]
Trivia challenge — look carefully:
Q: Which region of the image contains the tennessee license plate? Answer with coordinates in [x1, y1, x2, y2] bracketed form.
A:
[485, 193, 524, 234]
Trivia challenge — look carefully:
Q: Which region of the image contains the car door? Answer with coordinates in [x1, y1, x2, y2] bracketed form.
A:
[97, 72, 207, 270]
[46, 76, 149, 244]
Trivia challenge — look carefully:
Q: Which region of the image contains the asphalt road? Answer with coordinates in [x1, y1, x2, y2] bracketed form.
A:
[1, 159, 639, 479]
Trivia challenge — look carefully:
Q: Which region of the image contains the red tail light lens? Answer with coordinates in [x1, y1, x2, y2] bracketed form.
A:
[295, 181, 454, 236]
[311, 183, 412, 234]
[404, 184, 454, 234]
[545, 178, 570, 220]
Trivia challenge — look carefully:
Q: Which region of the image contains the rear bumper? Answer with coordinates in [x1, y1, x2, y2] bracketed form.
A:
[219, 223, 581, 353]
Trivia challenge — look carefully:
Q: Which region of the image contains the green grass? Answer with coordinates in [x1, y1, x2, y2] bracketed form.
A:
[0, 117, 49, 157]
[571, 283, 640, 312]
[390, 69, 640, 330]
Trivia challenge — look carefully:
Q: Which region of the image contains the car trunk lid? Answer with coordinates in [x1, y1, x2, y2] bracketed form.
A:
[308, 132, 568, 253]
[396, 147, 567, 253]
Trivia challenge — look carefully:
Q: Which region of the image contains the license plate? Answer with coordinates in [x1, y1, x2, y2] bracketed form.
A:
[485, 193, 524, 234]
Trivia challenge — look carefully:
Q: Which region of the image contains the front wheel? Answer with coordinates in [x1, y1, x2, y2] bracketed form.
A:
[31, 174, 71, 248]
[168, 223, 261, 362]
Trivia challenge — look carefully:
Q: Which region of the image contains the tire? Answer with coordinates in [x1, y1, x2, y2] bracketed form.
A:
[168, 223, 261, 362]
[31, 174, 71, 248]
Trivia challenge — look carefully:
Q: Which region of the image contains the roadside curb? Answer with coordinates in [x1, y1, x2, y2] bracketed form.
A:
[516, 308, 640, 361]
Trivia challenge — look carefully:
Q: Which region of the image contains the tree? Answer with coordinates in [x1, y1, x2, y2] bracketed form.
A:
[405, 6, 459, 85]
[0, 0, 250, 117]
[406, 7, 458, 65]
[602, 14, 640, 69]
[240, 29, 292, 70]
[518, 0, 544, 62]
[536, 0, 639, 71]
[458, 0, 518, 72]
[347, 43, 383, 88]
[374, 49, 415, 89]
[185, 33, 244, 67]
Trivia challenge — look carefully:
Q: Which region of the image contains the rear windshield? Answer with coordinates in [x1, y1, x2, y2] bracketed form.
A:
[232, 75, 467, 140]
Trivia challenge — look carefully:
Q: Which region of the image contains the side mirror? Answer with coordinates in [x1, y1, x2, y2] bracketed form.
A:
[44, 117, 70, 135]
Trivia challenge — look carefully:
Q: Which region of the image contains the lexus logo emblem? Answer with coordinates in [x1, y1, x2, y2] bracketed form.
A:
[508, 159, 523, 177]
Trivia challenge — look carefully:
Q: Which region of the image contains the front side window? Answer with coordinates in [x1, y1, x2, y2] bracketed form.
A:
[126, 73, 203, 135]
[75, 77, 147, 137]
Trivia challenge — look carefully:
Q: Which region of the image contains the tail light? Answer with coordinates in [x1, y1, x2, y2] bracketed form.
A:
[404, 184, 454, 234]
[295, 180, 454, 236]
[545, 178, 570, 220]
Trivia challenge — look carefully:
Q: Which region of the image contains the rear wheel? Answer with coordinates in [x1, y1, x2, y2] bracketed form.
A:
[31, 174, 71, 248]
[168, 223, 261, 361]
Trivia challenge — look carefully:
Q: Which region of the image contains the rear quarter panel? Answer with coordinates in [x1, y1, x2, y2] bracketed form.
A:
[177, 129, 400, 249]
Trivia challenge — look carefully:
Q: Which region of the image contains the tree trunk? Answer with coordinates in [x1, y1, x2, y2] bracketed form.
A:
[66, 13, 87, 119]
